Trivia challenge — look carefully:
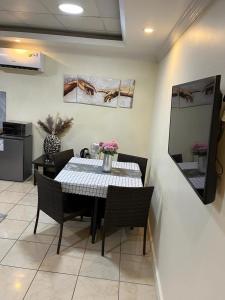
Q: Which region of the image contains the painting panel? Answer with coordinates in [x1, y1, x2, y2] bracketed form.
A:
[118, 79, 135, 108]
[63, 75, 78, 103]
[77, 75, 120, 108]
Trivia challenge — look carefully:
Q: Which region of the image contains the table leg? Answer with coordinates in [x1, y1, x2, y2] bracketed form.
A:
[33, 165, 38, 185]
[92, 197, 99, 244]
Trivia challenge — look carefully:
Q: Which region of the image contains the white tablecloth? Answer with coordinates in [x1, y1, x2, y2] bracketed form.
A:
[55, 157, 143, 198]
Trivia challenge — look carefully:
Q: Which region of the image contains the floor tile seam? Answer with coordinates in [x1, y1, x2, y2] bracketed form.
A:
[0, 202, 17, 214]
[0, 219, 32, 263]
[0, 263, 78, 277]
[22, 228, 57, 300]
[119, 279, 155, 287]
[71, 233, 89, 300]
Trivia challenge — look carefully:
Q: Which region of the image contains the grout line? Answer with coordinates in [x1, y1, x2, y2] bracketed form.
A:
[70, 225, 89, 300]
[78, 274, 119, 283]
[22, 227, 57, 300]
[0, 184, 32, 256]
[0, 219, 32, 264]
[119, 279, 155, 287]
[1, 185, 155, 297]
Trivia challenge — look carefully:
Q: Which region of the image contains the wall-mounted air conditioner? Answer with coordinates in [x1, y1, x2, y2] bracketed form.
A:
[0, 48, 44, 72]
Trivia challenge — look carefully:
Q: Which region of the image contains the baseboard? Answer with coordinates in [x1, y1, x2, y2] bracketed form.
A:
[148, 221, 164, 300]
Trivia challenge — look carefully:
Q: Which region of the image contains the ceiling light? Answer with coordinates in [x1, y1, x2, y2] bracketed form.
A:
[59, 3, 84, 14]
[144, 27, 154, 34]
[14, 39, 21, 43]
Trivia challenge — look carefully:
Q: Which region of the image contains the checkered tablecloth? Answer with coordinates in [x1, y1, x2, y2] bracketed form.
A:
[55, 157, 143, 198]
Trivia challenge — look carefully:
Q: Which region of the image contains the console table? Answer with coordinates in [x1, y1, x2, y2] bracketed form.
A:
[32, 155, 56, 185]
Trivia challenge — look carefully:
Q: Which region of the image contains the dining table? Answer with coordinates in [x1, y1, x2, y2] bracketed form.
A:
[55, 157, 143, 242]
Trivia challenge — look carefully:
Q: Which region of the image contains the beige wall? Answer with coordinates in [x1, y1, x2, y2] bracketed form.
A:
[0, 51, 156, 159]
[149, 1, 225, 299]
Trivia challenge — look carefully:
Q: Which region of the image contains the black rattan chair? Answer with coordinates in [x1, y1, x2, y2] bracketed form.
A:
[117, 153, 148, 184]
[34, 171, 88, 254]
[101, 185, 154, 256]
[53, 149, 74, 176]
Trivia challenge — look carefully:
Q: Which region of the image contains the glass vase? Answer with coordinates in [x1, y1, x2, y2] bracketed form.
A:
[102, 153, 112, 173]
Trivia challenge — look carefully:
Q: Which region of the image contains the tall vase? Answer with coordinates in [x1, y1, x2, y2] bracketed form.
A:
[44, 134, 61, 161]
[102, 153, 112, 173]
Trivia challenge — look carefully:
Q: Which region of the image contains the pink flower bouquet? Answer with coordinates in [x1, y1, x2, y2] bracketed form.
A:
[192, 143, 208, 154]
[99, 140, 119, 156]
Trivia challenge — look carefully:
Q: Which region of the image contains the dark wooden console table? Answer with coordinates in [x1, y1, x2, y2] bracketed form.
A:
[32, 155, 56, 185]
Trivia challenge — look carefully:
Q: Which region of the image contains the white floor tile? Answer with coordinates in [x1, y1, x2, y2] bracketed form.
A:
[52, 224, 89, 248]
[80, 250, 120, 281]
[24, 271, 76, 300]
[7, 182, 33, 193]
[7, 204, 37, 221]
[29, 186, 38, 195]
[86, 230, 121, 253]
[73, 276, 118, 300]
[0, 238, 15, 260]
[0, 180, 13, 191]
[19, 222, 58, 244]
[19, 193, 38, 207]
[0, 202, 15, 214]
[0, 191, 26, 204]
[2, 240, 49, 269]
[119, 282, 157, 300]
[0, 219, 29, 239]
[0, 265, 36, 300]
[121, 235, 150, 256]
[120, 254, 155, 285]
[38, 211, 57, 224]
[40, 244, 84, 275]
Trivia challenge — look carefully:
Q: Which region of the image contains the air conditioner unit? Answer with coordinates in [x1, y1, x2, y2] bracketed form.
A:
[0, 48, 44, 72]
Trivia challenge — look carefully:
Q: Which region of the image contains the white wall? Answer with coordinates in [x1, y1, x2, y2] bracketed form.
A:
[0, 51, 156, 159]
[149, 1, 225, 299]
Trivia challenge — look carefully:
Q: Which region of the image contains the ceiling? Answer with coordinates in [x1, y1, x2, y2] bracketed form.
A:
[0, 0, 214, 61]
[0, 0, 122, 39]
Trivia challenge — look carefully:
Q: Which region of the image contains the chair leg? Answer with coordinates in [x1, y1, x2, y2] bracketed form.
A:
[33, 208, 40, 234]
[143, 224, 147, 256]
[92, 198, 99, 244]
[97, 215, 102, 229]
[90, 217, 93, 234]
[101, 229, 106, 256]
[57, 223, 64, 255]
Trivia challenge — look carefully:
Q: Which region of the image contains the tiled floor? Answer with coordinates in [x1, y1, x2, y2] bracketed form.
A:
[0, 179, 157, 300]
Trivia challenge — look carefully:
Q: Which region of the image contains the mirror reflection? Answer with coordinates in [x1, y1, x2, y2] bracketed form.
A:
[169, 78, 215, 197]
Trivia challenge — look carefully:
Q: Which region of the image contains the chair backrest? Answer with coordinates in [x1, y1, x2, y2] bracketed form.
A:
[117, 153, 148, 184]
[104, 185, 154, 229]
[172, 154, 183, 163]
[53, 149, 74, 175]
[35, 171, 65, 223]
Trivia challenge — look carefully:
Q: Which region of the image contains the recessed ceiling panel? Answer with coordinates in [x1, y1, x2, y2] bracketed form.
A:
[0, 11, 27, 26]
[56, 15, 105, 33]
[0, 0, 122, 40]
[0, 0, 47, 13]
[15, 12, 65, 30]
[102, 18, 121, 34]
[41, 0, 100, 17]
[96, 0, 120, 18]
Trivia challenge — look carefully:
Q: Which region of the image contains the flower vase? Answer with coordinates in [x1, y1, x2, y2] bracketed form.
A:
[102, 154, 112, 173]
[44, 134, 61, 161]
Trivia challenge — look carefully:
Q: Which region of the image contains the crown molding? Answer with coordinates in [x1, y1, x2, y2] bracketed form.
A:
[0, 30, 124, 48]
[156, 0, 216, 61]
